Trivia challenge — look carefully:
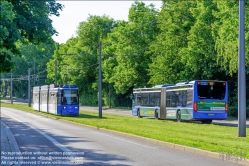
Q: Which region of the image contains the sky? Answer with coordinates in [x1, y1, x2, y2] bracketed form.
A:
[51, 1, 162, 44]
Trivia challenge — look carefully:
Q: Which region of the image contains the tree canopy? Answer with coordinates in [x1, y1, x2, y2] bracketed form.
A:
[0, 0, 63, 72]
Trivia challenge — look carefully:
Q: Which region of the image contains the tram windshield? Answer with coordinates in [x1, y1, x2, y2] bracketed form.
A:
[62, 90, 79, 105]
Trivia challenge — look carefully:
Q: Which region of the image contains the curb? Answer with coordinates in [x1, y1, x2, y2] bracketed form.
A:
[1, 121, 23, 166]
[58, 118, 249, 166]
[93, 126, 249, 166]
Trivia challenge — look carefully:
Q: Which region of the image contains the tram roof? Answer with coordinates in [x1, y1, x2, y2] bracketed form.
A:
[33, 84, 78, 91]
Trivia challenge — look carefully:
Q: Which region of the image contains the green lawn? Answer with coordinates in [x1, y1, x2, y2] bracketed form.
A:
[1, 102, 249, 159]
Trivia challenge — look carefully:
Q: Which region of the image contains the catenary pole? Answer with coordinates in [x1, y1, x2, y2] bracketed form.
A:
[98, 42, 102, 118]
[238, 0, 246, 137]
[28, 69, 31, 107]
[10, 73, 13, 104]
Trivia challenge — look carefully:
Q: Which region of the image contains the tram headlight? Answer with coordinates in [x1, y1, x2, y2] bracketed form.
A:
[63, 106, 66, 109]
[75, 106, 78, 109]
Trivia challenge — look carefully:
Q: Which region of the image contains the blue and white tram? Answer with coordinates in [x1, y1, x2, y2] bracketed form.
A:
[32, 84, 79, 116]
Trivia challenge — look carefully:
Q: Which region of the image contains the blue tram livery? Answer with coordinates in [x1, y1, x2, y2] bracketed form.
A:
[32, 84, 79, 116]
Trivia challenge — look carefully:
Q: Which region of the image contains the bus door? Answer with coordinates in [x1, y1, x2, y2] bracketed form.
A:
[132, 93, 140, 116]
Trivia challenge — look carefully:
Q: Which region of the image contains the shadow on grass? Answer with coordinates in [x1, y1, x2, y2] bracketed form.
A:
[78, 113, 108, 119]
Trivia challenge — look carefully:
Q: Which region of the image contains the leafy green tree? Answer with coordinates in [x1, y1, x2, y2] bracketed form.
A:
[47, 15, 117, 106]
[0, 0, 63, 73]
[0, 1, 17, 72]
[10, 41, 55, 97]
[148, 0, 196, 85]
[179, 0, 226, 80]
[212, 0, 249, 75]
[211, 1, 249, 107]
[103, 1, 159, 94]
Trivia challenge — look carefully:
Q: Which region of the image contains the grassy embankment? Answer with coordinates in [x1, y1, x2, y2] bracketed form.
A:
[1, 102, 249, 159]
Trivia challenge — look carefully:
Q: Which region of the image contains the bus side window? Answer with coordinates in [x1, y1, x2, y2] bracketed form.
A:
[166, 92, 171, 107]
[155, 93, 160, 106]
[172, 91, 178, 107]
[150, 93, 156, 106]
[141, 93, 149, 106]
[135, 94, 141, 106]
[181, 91, 187, 107]
[187, 89, 193, 105]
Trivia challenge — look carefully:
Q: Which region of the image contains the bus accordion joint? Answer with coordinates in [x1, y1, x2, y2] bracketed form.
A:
[193, 102, 197, 112]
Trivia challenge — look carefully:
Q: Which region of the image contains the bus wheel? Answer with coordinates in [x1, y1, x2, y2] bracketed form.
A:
[177, 110, 181, 122]
[202, 120, 212, 124]
[155, 110, 158, 119]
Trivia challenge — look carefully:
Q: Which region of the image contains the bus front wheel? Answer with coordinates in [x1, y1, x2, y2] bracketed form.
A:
[177, 110, 181, 122]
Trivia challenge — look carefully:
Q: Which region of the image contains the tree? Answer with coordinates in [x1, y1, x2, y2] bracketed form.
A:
[179, 0, 226, 80]
[212, 0, 249, 75]
[0, 0, 63, 72]
[10, 41, 55, 98]
[47, 15, 117, 106]
[103, 1, 159, 94]
[148, 0, 196, 85]
[0, 1, 17, 72]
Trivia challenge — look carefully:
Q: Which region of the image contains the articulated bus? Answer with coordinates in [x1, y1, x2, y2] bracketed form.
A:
[33, 84, 79, 116]
[132, 80, 228, 124]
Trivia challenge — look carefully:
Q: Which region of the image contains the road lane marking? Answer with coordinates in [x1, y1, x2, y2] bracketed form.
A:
[91, 131, 156, 149]
[3, 110, 155, 151]
[2, 112, 75, 155]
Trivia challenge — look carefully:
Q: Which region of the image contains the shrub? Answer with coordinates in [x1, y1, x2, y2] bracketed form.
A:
[228, 106, 249, 118]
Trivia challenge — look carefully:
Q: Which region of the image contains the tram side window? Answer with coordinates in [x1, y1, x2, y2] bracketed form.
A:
[33, 93, 38, 103]
[41, 93, 46, 104]
[49, 93, 56, 104]
[57, 92, 61, 105]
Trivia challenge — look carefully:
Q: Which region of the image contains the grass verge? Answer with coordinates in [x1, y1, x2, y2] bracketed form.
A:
[1, 102, 249, 159]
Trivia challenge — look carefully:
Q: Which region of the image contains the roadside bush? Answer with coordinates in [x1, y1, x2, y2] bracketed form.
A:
[228, 106, 249, 118]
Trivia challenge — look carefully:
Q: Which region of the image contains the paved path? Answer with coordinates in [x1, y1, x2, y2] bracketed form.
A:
[1, 121, 22, 166]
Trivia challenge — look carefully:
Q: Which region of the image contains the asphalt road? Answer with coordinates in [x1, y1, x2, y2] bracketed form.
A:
[1, 107, 245, 166]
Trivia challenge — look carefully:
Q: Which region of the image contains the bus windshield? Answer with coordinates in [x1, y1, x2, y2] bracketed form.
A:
[197, 82, 226, 100]
[62, 90, 78, 105]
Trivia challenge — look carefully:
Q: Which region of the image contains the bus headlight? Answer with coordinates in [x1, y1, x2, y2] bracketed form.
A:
[75, 106, 78, 109]
[63, 106, 66, 109]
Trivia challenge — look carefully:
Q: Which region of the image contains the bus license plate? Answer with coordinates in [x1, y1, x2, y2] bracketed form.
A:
[210, 107, 225, 110]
